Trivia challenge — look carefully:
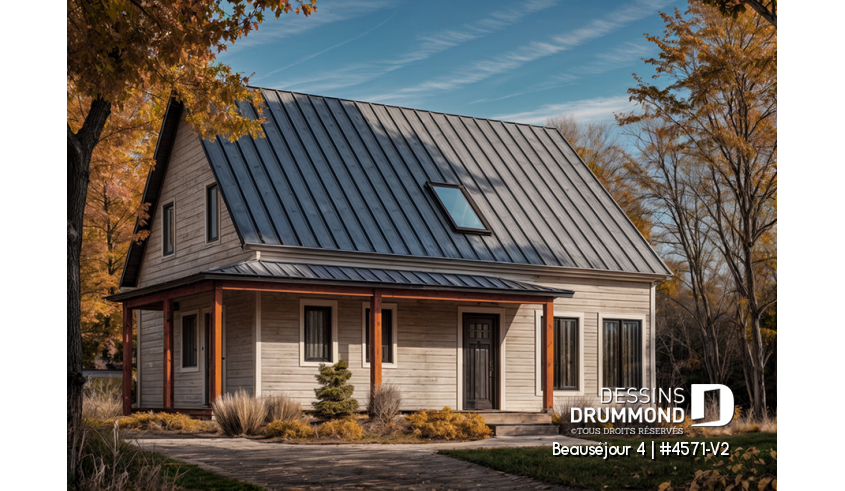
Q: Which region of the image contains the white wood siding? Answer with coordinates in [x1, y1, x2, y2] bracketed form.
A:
[136, 115, 251, 288]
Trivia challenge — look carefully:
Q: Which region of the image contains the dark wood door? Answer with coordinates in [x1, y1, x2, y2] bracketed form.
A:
[463, 314, 498, 410]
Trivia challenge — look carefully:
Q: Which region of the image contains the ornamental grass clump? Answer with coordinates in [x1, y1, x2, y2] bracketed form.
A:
[116, 411, 211, 433]
[312, 360, 359, 420]
[266, 420, 316, 439]
[263, 393, 303, 423]
[82, 378, 123, 421]
[367, 384, 402, 424]
[212, 389, 266, 436]
[317, 418, 364, 440]
[405, 407, 492, 440]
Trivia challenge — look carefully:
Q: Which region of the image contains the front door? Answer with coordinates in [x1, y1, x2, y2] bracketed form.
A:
[463, 313, 498, 410]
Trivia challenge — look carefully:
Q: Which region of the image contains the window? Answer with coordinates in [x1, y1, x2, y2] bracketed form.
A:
[540, 317, 579, 390]
[162, 202, 175, 256]
[365, 308, 394, 364]
[182, 314, 198, 368]
[426, 182, 492, 234]
[602, 319, 642, 389]
[206, 184, 219, 242]
[304, 306, 332, 362]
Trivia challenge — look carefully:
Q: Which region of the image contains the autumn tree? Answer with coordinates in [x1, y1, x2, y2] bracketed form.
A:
[547, 115, 652, 241]
[67, 0, 317, 480]
[620, 1, 776, 416]
[702, 0, 776, 28]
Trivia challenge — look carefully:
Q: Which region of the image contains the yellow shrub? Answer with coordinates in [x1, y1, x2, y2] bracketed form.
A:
[266, 419, 315, 439]
[318, 419, 364, 440]
[405, 407, 492, 440]
[115, 411, 210, 432]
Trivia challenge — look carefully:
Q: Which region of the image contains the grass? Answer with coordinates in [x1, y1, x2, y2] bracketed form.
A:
[158, 455, 265, 491]
[440, 433, 776, 491]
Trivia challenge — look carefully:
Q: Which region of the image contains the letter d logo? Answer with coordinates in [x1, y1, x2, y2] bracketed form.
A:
[690, 384, 734, 427]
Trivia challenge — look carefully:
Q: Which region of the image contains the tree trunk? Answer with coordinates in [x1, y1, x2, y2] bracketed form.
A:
[68, 97, 111, 483]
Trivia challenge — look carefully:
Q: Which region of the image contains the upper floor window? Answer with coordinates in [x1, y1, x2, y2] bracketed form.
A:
[426, 182, 492, 235]
[206, 184, 219, 243]
[162, 202, 175, 256]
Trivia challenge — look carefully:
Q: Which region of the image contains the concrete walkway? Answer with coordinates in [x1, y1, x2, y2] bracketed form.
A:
[136, 435, 592, 490]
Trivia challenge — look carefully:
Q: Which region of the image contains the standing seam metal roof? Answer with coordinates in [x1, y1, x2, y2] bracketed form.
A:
[142, 88, 667, 280]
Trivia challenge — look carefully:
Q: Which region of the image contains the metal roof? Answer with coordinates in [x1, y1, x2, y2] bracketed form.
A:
[119, 89, 670, 288]
[206, 260, 574, 297]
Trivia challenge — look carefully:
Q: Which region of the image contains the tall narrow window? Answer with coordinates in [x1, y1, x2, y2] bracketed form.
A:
[365, 308, 394, 364]
[304, 306, 332, 362]
[162, 203, 174, 256]
[182, 314, 198, 368]
[426, 182, 492, 234]
[541, 316, 579, 390]
[206, 184, 219, 242]
[603, 319, 642, 388]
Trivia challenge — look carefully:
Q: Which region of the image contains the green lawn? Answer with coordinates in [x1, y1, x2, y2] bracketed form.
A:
[440, 433, 776, 491]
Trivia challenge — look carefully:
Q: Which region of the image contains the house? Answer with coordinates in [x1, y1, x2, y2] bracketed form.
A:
[108, 89, 671, 422]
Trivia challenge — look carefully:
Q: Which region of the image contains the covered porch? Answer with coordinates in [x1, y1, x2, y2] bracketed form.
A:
[111, 261, 574, 417]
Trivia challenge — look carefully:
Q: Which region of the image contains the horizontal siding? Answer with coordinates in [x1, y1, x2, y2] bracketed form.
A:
[138, 309, 163, 408]
[136, 115, 251, 288]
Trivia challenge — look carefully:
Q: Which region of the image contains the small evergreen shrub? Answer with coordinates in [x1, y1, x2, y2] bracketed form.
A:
[212, 389, 266, 436]
[367, 384, 402, 424]
[266, 420, 315, 439]
[116, 411, 210, 433]
[263, 393, 303, 423]
[317, 418, 364, 440]
[405, 407, 492, 440]
[312, 360, 359, 420]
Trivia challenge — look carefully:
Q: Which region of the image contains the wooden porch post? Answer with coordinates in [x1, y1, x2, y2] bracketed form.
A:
[162, 299, 174, 409]
[210, 283, 223, 402]
[542, 299, 555, 411]
[369, 290, 382, 394]
[122, 305, 133, 416]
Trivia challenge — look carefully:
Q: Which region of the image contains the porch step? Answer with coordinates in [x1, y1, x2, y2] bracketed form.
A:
[490, 424, 560, 436]
[473, 411, 554, 425]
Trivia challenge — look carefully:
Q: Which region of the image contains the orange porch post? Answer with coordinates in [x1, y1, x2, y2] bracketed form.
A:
[162, 298, 174, 408]
[209, 283, 223, 402]
[122, 305, 133, 415]
[369, 290, 383, 394]
[542, 299, 555, 411]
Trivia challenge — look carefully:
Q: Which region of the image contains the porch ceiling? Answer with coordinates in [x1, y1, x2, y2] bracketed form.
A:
[206, 259, 574, 297]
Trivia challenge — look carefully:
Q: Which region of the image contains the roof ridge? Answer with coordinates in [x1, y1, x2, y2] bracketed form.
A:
[247, 86, 559, 131]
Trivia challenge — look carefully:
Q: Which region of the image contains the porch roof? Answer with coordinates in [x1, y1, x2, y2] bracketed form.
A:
[206, 260, 574, 297]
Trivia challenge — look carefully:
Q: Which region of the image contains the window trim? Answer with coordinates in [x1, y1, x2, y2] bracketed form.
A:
[161, 200, 176, 258]
[299, 299, 338, 367]
[178, 310, 200, 373]
[425, 181, 493, 235]
[361, 302, 398, 369]
[535, 310, 585, 397]
[597, 313, 647, 395]
[204, 183, 220, 244]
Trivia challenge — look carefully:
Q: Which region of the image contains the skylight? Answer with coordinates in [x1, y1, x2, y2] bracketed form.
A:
[426, 182, 492, 235]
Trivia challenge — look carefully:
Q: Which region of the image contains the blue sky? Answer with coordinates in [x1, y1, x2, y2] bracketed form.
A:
[218, 0, 685, 126]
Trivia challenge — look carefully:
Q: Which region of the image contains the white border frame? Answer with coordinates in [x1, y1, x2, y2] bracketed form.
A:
[596, 312, 648, 396]
[456, 306, 506, 411]
[534, 309, 586, 397]
[177, 310, 200, 373]
[299, 299, 339, 367]
[161, 199, 176, 259]
[361, 302, 398, 369]
[203, 182, 220, 245]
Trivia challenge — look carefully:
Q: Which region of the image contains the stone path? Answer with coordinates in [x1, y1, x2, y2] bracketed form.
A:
[136, 435, 593, 490]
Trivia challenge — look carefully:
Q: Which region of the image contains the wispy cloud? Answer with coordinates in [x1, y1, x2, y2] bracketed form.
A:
[493, 95, 638, 125]
[222, 0, 394, 54]
[274, 0, 557, 92]
[366, 0, 668, 104]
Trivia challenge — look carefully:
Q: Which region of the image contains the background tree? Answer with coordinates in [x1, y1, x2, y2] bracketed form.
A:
[701, 0, 776, 28]
[67, 0, 317, 480]
[620, 1, 776, 417]
[547, 115, 652, 241]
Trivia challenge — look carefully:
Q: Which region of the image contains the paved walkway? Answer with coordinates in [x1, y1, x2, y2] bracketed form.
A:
[136, 435, 592, 490]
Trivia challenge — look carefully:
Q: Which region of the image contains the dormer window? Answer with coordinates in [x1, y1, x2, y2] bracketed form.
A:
[426, 182, 492, 235]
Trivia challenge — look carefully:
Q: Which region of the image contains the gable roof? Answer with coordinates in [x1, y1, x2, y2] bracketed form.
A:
[121, 89, 669, 288]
